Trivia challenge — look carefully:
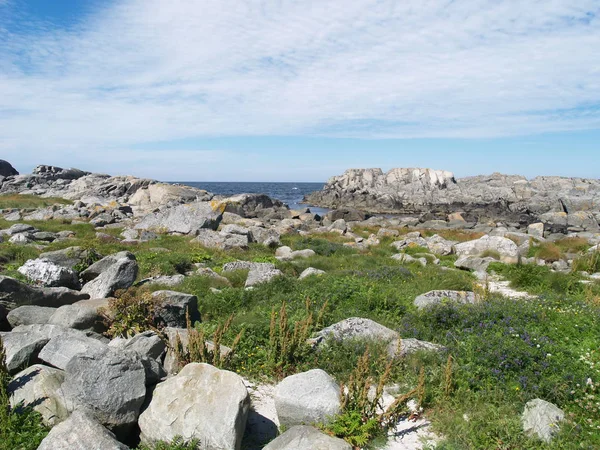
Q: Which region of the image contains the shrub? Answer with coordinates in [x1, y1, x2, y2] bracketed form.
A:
[572, 250, 600, 274]
[174, 313, 242, 371]
[102, 288, 163, 338]
[136, 436, 199, 450]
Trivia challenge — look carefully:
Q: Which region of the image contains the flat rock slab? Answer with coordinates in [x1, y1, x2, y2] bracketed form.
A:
[264, 425, 351, 450]
[37, 410, 129, 450]
[414, 290, 478, 309]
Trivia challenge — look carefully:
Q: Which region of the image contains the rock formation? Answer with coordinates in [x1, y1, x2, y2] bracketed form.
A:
[304, 168, 600, 230]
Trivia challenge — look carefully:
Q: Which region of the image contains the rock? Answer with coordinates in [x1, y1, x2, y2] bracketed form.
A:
[454, 255, 496, 272]
[522, 399, 565, 443]
[454, 235, 520, 264]
[218, 193, 288, 219]
[274, 369, 341, 428]
[326, 208, 367, 222]
[193, 228, 249, 250]
[108, 331, 165, 361]
[38, 333, 109, 370]
[0, 159, 18, 177]
[263, 425, 352, 450]
[426, 234, 456, 256]
[552, 260, 570, 272]
[136, 274, 185, 287]
[391, 235, 428, 250]
[128, 183, 213, 213]
[151, 290, 200, 328]
[81, 253, 138, 299]
[39, 246, 101, 270]
[5, 223, 36, 235]
[80, 251, 135, 282]
[61, 348, 146, 434]
[528, 222, 545, 238]
[0, 330, 49, 373]
[138, 363, 249, 449]
[222, 261, 276, 273]
[192, 267, 231, 285]
[305, 167, 600, 224]
[275, 247, 317, 261]
[8, 364, 69, 426]
[17, 258, 80, 289]
[0, 275, 89, 309]
[391, 253, 427, 266]
[135, 201, 222, 234]
[414, 290, 478, 309]
[248, 226, 281, 247]
[221, 224, 250, 235]
[48, 302, 106, 332]
[447, 212, 466, 222]
[37, 409, 129, 450]
[9, 233, 31, 244]
[32, 231, 58, 242]
[246, 267, 283, 288]
[377, 228, 400, 237]
[90, 213, 116, 227]
[299, 267, 326, 280]
[7, 305, 57, 327]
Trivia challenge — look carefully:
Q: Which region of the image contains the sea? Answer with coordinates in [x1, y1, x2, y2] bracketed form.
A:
[171, 182, 330, 215]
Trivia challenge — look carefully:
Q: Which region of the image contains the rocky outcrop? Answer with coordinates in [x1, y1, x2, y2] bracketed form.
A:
[0, 159, 18, 177]
[305, 168, 600, 227]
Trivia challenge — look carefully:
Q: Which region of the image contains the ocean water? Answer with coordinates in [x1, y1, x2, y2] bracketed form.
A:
[172, 181, 329, 214]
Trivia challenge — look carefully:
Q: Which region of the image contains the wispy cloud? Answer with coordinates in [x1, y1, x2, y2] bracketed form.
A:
[0, 0, 599, 175]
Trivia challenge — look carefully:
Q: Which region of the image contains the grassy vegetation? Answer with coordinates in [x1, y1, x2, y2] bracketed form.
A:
[0, 194, 71, 210]
[1, 216, 599, 448]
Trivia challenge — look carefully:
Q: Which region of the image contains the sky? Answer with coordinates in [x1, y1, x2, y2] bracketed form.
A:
[0, 0, 599, 182]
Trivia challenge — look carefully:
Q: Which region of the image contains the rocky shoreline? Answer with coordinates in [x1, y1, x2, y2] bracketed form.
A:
[304, 168, 600, 233]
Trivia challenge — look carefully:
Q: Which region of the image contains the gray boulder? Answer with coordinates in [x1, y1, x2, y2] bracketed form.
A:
[38, 333, 108, 370]
[8, 364, 69, 426]
[17, 258, 80, 289]
[138, 363, 249, 450]
[245, 267, 283, 288]
[299, 267, 326, 280]
[193, 228, 249, 250]
[248, 226, 281, 247]
[135, 201, 222, 234]
[0, 159, 18, 177]
[414, 290, 478, 309]
[37, 409, 129, 450]
[0, 275, 89, 310]
[391, 253, 427, 266]
[108, 331, 165, 361]
[264, 425, 352, 450]
[39, 246, 100, 270]
[274, 369, 341, 428]
[522, 398, 565, 443]
[80, 251, 135, 282]
[454, 255, 496, 272]
[426, 234, 456, 256]
[48, 303, 105, 332]
[0, 330, 49, 373]
[61, 348, 147, 434]
[222, 261, 276, 272]
[7, 305, 57, 327]
[81, 252, 138, 299]
[152, 290, 200, 328]
[454, 235, 519, 264]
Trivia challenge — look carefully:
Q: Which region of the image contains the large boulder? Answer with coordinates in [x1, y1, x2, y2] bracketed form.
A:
[218, 193, 287, 219]
[17, 258, 79, 289]
[135, 202, 222, 234]
[38, 333, 108, 370]
[248, 226, 281, 247]
[39, 246, 101, 270]
[108, 331, 166, 361]
[48, 303, 105, 332]
[454, 255, 496, 272]
[128, 183, 213, 213]
[138, 363, 249, 449]
[7, 305, 57, 327]
[61, 348, 147, 435]
[192, 229, 249, 250]
[151, 290, 200, 328]
[426, 234, 456, 256]
[0, 159, 18, 177]
[453, 235, 520, 264]
[245, 267, 283, 288]
[37, 410, 129, 450]
[80, 252, 138, 299]
[414, 290, 478, 309]
[0, 330, 49, 373]
[274, 369, 341, 428]
[522, 399, 565, 443]
[0, 275, 89, 310]
[264, 425, 352, 450]
[8, 364, 69, 426]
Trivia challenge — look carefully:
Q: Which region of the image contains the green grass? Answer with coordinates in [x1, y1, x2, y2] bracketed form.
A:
[1, 217, 600, 449]
[0, 194, 72, 210]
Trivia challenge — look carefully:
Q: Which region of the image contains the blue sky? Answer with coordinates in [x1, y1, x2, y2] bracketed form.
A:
[1, 0, 599, 182]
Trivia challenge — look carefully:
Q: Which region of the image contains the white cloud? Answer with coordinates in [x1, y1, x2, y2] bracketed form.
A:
[0, 0, 599, 176]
